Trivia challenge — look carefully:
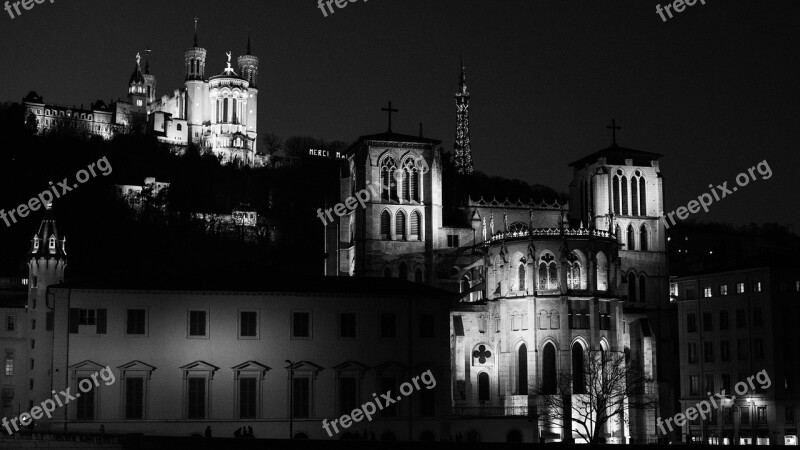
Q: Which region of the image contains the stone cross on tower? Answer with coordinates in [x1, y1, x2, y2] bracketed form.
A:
[606, 119, 621, 146]
[381, 101, 398, 132]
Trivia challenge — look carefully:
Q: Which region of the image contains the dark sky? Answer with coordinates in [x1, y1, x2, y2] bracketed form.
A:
[1, 0, 798, 230]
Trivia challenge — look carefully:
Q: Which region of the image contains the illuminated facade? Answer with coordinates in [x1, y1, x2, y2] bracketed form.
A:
[22, 23, 261, 167]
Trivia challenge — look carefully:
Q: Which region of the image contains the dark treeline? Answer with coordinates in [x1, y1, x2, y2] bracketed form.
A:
[0, 103, 342, 281]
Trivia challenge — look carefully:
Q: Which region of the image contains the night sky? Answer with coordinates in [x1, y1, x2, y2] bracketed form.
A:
[1, 0, 798, 230]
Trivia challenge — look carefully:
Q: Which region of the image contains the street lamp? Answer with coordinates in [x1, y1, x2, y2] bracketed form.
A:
[286, 360, 294, 439]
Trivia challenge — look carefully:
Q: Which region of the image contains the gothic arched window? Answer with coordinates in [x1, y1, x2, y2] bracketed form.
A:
[410, 210, 421, 239]
[401, 159, 415, 203]
[640, 224, 648, 251]
[567, 252, 582, 290]
[478, 372, 490, 402]
[395, 210, 406, 239]
[411, 168, 420, 202]
[612, 174, 621, 215]
[628, 272, 637, 302]
[518, 344, 528, 395]
[49, 236, 56, 250]
[621, 175, 629, 215]
[639, 176, 647, 215]
[542, 343, 557, 394]
[381, 158, 398, 202]
[380, 210, 391, 239]
[518, 264, 526, 291]
[572, 342, 586, 394]
[538, 311, 548, 330]
[627, 224, 635, 250]
[538, 253, 558, 290]
[631, 175, 639, 216]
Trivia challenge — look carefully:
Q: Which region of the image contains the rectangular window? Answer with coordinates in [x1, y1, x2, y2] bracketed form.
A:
[419, 314, 436, 338]
[4, 350, 13, 376]
[752, 309, 763, 328]
[719, 284, 728, 296]
[6, 315, 15, 332]
[736, 309, 746, 329]
[292, 311, 311, 339]
[380, 313, 396, 338]
[703, 287, 712, 298]
[740, 407, 750, 425]
[339, 313, 357, 339]
[46, 312, 53, 331]
[753, 281, 762, 292]
[126, 309, 146, 335]
[76, 377, 95, 420]
[292, 377, 310, 418]
[703, 312, 713, 332]
[688, 343, 698, 363]
[753, 338, 764, 359]
[737, 338, 749, 360]
[719, 311, 729, 331]
[239, 311, 258, 338]
[188, 310, 207, 337]
[125, 377, 144, 420]
[736, 282, 745, 294]
[338, 376, 358, 416]
[239, 378, 257, 419]
[757, 407, 766, 424]
[187, 377, 206, 419]
[31, 319, 35, 331]
[689, 374, 699, 395]
[721, 341, 731, 362]
[687, 313, 697, 333]
[723, 407, 733, 424]
[79, 309, 96, 325]
[703, 342, 714, 363]
[704, 374, 715, 392]
[420, 388, 435, 417]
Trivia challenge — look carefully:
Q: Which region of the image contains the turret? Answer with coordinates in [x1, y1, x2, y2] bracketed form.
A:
[143, 47, 157, 104]
[237, 34, 259, 152]
[184, 18, 209, 143]
[127, 52, 147, 108]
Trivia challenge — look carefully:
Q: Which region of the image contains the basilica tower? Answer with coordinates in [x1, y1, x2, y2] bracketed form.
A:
[143, 48, 157, 104]
[237, 35, 259, 154]
[184, 19, 209, 143]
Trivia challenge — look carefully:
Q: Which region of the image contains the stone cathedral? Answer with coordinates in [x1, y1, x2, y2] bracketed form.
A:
[325, 69, 671, 443]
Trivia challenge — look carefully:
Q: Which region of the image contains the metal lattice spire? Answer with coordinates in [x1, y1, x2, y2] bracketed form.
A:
[453, 56, 474, 174]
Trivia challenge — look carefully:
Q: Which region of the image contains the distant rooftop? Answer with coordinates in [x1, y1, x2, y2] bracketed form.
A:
[569, 143, 663, 169]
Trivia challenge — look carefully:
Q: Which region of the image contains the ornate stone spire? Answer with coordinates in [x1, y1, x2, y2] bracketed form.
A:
[453, 56, 474, 174]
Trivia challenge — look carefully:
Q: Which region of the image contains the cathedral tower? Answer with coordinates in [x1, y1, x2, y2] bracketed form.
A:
[26, 205, 67, 413]
[237, 34, 259, 153]
[453, 58, 474, 174]
[143, 47, 157, 104]
[184, 18, 209, 143]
